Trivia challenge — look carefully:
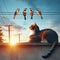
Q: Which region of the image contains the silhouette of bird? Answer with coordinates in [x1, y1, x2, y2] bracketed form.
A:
[37, 9, 43, 19]
[30, 8, 34, 19]
[23, 8, 27, 20]
[13, 8, 20, 19]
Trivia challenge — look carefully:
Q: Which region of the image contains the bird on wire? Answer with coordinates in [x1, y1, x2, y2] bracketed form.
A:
[30, 8, 34, 19]
[13, 8, 20, 19]
[23, 8, 27, 20]
[36, 9, 43, 19]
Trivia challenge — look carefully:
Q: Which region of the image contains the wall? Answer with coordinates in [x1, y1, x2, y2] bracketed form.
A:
[0, 43, 60, 60]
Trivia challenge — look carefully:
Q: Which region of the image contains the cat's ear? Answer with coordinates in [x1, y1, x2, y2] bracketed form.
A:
[29, 24, 33, 30]
[33, 22, 37, 26]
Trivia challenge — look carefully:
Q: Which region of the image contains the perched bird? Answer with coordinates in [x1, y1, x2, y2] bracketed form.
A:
[23, 8, 27, 20]
[13, 8, 20, 19]
[30, 8, 34, 19]
[37, 9, 43, 19]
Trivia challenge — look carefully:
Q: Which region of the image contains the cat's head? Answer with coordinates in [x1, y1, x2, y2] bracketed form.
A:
[29, 22, 39, 32]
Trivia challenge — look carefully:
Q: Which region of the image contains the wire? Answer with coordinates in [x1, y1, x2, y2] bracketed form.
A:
[0, 12, 60, 15]
[0, 12, 60, 13]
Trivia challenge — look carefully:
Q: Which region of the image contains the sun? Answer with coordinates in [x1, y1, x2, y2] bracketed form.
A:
[9, 36, 19, 46]
[10, 40, 17, 46]
[3, 36, 18, 45]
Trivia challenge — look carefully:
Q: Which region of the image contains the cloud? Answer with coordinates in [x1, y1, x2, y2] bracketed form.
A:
[50, 17, 60, 29]
[0, 16, 25, 30]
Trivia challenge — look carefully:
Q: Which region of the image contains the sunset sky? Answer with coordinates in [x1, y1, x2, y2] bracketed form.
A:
[0, 0, 60, 43]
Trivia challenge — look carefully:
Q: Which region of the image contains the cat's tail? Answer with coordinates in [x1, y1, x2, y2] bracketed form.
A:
[42, 41, 58, 58]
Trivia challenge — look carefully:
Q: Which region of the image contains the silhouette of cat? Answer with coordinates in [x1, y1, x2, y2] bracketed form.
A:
[29, 22, 58, 58]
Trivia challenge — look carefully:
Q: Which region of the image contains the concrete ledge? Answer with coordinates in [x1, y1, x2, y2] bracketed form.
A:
[0, 43, 60, 47]
[0, 42, 60, 45]
[0, 43, 60, 60]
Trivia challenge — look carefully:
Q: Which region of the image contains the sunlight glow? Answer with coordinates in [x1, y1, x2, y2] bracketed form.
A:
[10, 40, 17, 46]
[9, 36, 19, 46]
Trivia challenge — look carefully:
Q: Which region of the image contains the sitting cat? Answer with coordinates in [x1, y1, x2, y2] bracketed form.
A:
[29, 22, 58, 58]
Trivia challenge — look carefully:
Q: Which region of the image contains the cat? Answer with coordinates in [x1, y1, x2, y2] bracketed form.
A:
[29, 23, 58, 58]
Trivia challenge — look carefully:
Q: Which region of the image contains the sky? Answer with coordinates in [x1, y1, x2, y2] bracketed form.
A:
[0, 0, 60, 43]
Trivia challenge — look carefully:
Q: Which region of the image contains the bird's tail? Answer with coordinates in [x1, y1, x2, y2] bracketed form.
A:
[31, 16, 33, 19]
[13, 15, 16, 19]
[24, 16, 26, 20]
[41, 15, 43, 19]
[42, 41, 58, 58]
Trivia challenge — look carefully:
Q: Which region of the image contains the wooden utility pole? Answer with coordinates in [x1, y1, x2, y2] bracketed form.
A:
[8, 25, 10, 43]
[5, 25, 11, 43]
[18, 34, 20, 43]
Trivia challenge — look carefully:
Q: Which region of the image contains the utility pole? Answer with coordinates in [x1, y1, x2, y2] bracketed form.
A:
[8, 25, 10, 43]
[5, 25, 11, 43]
[18, 34, 20, 43]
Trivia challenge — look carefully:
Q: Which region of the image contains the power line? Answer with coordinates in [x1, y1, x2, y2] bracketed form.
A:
[0, 12, 60, 15]
[0, 12, 60, 13]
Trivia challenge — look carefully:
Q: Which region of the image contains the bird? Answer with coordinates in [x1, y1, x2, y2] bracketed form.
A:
[30, 8, 34, 19]
[23, 8, 27, 20]
[37, 9, 43, 19]
[13, 8, 20, 19]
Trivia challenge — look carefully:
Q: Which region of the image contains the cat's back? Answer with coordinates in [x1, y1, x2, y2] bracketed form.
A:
[40, 29, 58, 43]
